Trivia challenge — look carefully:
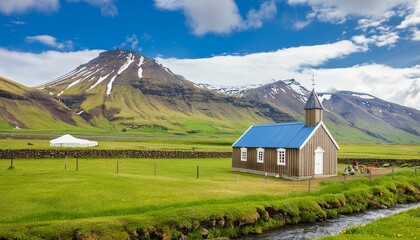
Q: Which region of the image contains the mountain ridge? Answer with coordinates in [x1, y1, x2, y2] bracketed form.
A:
[0, 49, 418, 144]
[36, 49, 294, 134]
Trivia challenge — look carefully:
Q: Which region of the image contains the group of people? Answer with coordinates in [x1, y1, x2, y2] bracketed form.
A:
[343, 161, 360, 175]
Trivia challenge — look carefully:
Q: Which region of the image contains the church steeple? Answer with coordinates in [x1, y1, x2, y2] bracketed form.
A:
[304, 88, 324, 126]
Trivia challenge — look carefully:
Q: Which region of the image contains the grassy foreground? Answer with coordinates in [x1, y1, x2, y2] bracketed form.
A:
[0, 158, 419, 239]
[321, 207, 420, 240]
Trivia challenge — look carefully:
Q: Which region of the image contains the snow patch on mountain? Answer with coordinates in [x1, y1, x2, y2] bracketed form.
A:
[284, 79, 309, 102]
[88, 70, 114, 91]
[352, 93, 374, 99]
[137, 56, 144, 79]
[106, 53, 136, 96]
[318, 94, 331, 103]
[197, 83, 262, 96]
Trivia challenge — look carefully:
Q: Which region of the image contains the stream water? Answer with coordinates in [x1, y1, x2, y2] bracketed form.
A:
[238, 202, 420, 240]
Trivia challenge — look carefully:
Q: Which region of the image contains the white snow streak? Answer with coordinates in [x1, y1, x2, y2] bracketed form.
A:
[66, 78, 82, 90]
[77, 110, 84, 115]
[318, 94, 331, 103]
[352, 93, 374, 99]
[88, 70, 114, 91]
[137, 56, 144, 79]
[57, 90, 64, 96]
[106, 53, 136, 95]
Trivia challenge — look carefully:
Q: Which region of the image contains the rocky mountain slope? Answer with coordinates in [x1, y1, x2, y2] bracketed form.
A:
[225, 80, 419, 143]
[0, 76, 88, 130]
[37, 49, 293, 134]
[2, 48, 418, 144]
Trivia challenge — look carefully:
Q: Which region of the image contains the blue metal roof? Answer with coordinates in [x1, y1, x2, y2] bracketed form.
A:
[233, 122, 316, 149]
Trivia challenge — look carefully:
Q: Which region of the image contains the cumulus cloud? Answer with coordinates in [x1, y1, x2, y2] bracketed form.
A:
[67, 0, 118, 16]
[311, 64, 420, 109]
[412, 28, 420, 40]
[120, 34, 142, 51]
[398, 0, 420, 29]
[287, 0, 412, 24]
[157, 40, 364, 85]
[0, 48, 103, 86]
[26, 35, 73, 50]
[154, 0, 277, 36]
[0, 0, 59, 15]
[244, 0, 277, 29]
[156, 40, 419, 109]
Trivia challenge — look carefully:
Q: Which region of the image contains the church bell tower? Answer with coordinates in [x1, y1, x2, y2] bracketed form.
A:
[304, 88, 324, 126]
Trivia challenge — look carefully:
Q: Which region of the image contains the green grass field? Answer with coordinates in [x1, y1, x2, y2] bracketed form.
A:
[321, 207, 420, 240]
[0, 158, 302, 227]
[1, 137, 419, 160]
[339, 143, 420, 160]
[0, 157, 419, 239]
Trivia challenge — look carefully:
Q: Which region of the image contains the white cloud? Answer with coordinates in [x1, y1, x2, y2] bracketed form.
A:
[0, 48, 103, 86]
[154, 0, 276, 36]
[244, 0, 277, 29]
[312, 64, 420, 109]
[26, 35, 73, 50]
[398, 0, 420, 28]
[67, 0, 118, 16]
[288, 0, 413, 24]
[120, 34, 142, 51]
[0, 0, 59, 14]
[156, 40, 418, 109]
[357, 11, 395, 32]
[412, 28, 420, 40]
[370, 32, 400, 47]
[157, 40, 364, 85]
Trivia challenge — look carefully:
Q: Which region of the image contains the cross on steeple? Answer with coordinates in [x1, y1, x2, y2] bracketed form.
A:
[311, 74, 315, 89]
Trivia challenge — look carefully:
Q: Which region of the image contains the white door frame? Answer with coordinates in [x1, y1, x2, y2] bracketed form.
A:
[314, 147, 324, 175]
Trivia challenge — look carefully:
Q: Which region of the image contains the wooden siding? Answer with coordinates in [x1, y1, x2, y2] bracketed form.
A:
[232, 124, 338, 179]
[232, 147, 300, 177]
[299, 124, 337, 177]
[305, 109, 322, 126]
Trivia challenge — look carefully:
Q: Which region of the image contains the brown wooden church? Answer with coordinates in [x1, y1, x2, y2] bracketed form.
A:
[232, 89, 339, 180]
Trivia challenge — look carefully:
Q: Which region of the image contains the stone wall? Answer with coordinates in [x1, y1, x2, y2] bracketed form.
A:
[0, 150, 418, 166]
[0, 149, 231, 159]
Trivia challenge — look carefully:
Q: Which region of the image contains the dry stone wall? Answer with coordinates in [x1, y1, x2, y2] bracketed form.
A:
[0, 149, 231, 159]
[0, 150, 418, 166]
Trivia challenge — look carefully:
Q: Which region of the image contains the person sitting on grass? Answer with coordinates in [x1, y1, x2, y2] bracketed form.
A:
[350, 166, 355, 175]
[344, 167, 350, 175]
[353, 161, 359, 171]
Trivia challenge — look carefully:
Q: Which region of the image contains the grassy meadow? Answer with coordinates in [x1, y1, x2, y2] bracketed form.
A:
[338, 143, 420, 160]
[0, 157, 419, 238]
[1, 136, 420, 160]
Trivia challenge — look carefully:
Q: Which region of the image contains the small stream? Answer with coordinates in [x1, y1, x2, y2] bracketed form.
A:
[238, 202, 420, 240]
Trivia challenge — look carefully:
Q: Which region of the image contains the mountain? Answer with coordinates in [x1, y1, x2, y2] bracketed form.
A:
[38, 49, 293, 134]
[235, 79, 420, 144]
[0, 76, 88, 130]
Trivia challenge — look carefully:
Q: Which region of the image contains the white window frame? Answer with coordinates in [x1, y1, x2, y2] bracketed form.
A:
[277, 148, 286, 165]
[257, 148, 264, 163]
[240, 148, 247, 161]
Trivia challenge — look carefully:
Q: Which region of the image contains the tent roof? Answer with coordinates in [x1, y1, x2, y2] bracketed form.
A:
[50, 134, 96, 145]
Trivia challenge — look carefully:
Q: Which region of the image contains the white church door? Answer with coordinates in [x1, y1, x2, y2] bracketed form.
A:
[314, 147, 325, 175]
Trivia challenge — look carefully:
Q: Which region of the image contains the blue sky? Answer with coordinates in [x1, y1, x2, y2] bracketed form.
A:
[0, 0, 419, 109]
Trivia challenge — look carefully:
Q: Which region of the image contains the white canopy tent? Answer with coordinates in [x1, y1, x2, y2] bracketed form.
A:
[50, 134, 98, 147]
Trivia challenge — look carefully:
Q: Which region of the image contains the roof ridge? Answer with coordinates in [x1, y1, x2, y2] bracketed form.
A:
[253, 121, 304, 127]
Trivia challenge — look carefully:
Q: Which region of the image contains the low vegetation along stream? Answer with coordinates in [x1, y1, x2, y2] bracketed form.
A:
[238, 202, 420, 240]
